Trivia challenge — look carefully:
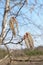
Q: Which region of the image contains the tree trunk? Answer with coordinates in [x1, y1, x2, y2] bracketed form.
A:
[1, 0, 10, 43]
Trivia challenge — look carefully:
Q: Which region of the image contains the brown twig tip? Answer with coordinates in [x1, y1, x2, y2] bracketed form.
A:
[26, 32, 29, 38]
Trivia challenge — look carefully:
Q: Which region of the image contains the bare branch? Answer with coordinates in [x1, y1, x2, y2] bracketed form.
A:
[0, 0, 10, 44]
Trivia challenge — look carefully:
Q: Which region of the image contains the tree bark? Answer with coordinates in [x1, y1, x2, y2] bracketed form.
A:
[1, 0, 10, 43]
